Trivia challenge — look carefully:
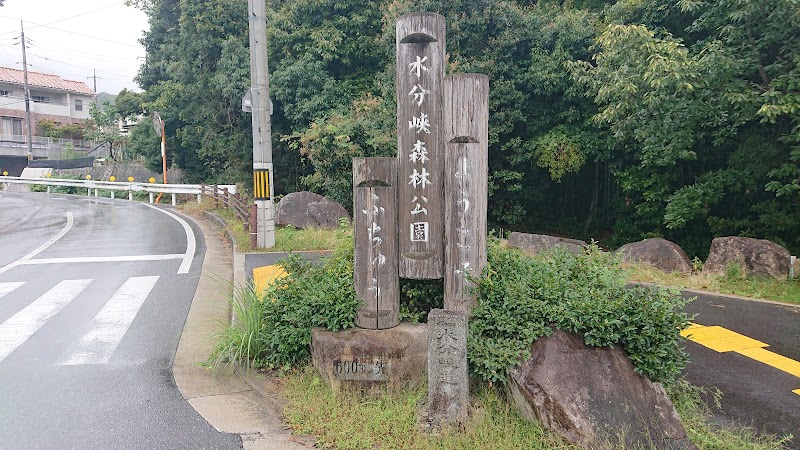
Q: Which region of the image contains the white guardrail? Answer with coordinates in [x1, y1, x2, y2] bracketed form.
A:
[0, 176, 207, 206]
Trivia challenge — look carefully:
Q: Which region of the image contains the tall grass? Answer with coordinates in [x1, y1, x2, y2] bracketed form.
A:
[282, 366, 578, 450]
[209, 280, 267, 370]
[281, 368, 792, 450]
[625, 263, 800, 305]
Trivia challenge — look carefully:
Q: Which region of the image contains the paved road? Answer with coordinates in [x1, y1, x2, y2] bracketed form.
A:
[0, 191, 241, 449]
[683, 290, 800, 446]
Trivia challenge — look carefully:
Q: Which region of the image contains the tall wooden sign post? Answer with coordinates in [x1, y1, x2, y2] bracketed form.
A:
[396, 13, 446, 280]
[353, 158, 400, 329]
[443, 75, 489, 312]
[349, 13, 489, 427]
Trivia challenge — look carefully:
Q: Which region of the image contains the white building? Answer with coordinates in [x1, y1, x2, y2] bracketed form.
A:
[0, 66, 95, 141]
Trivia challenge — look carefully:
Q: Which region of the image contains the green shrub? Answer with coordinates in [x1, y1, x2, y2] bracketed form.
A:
[468, 240, 692, 385]
[259, 237, 361, 369]
[399, 278, 444, 323]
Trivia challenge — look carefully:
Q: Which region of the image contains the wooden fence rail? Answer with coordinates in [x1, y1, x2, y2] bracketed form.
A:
[199, 184, 258, 249]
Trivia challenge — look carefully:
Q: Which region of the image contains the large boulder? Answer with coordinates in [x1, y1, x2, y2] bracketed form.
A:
[617, 238, 692, 274]
[703, 237, 791, 279]
[311, 323, 427, 393]
[509, 330, 695, 450]
[276, 191, 349, 229]
[507, 232, 587, 255]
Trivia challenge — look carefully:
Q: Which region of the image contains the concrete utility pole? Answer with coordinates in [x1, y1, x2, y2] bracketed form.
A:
[246, 0, 275, 248]
[20, 21, 33, 162]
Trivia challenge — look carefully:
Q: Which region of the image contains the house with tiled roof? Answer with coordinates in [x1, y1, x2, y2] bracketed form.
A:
[0, 66, 95, 141]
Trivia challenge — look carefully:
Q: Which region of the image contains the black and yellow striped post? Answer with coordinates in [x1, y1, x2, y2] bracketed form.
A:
[253, 169, 270, 200]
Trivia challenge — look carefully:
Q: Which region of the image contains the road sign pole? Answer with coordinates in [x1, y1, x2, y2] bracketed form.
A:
[247, 0, 275, 248]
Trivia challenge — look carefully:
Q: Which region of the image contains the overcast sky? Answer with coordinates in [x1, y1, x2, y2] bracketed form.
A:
[0, 0, 149, 95]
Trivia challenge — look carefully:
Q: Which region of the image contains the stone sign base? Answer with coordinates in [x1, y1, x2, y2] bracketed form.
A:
[311, 322, 428, 393]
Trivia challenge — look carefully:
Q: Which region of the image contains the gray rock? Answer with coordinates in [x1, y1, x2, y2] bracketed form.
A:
[703, 237, 791, 279]
[617, 238, 692, 274]
[311, 322, 427, 393]
[276, 191, 350, 229]
[507, 232, 587, 255]
[509, 330, 696, 450]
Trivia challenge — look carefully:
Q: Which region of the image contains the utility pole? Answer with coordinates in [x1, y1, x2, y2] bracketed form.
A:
[246, 0, 275, 248]
[92, 69, 97, 94]
[20, 21, 33, 162]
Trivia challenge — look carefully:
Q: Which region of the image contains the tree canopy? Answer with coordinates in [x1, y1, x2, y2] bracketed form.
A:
[128, 0, 800, 256]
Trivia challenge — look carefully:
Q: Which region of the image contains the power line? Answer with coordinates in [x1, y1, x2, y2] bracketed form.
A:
[0, 16, 142, 48]
[26, 52, 133, 80]
[27, 40, 135, 64]
[0, 1, 128, 37]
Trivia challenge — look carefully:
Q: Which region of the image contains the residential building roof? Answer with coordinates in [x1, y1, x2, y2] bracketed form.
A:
[0, 66, 95, 95]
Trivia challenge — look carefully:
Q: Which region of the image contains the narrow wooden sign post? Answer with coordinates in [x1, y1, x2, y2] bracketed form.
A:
[396, 13, 446, 280]
[353, 157, 400, 329]
[443, 74, 489, 312]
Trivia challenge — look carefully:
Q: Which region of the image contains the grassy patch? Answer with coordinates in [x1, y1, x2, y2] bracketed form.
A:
[282, 367, 790, 449]
[625, 263, 800, 305]
[271, 223, 352, 252]
[180, 199, 351, 252]
[282, 366, 578, 450]
[668, 380, 793, 449]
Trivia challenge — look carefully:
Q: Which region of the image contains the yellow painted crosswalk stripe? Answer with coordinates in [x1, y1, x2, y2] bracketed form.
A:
[682, 323, 800, 395]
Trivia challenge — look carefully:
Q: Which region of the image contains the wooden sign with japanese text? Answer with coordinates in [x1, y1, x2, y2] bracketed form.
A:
[396, 13, 445, 280]
[353, 157, 400, 329]
[443, 74, 489, 312]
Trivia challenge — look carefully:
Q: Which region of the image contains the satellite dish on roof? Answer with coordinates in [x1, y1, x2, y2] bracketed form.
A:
[152, 112, 163, 137]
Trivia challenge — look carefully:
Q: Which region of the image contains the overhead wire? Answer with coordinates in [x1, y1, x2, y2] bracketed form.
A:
[0, 1, 127, 37]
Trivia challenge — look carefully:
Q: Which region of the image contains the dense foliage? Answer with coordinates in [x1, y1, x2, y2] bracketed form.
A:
[128, 0, 800, 256]
[469, 241, 692, 385]
[259, 241, 361, 369]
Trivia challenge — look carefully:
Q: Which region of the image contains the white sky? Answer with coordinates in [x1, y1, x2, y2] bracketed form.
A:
[0, 0, 149, 95]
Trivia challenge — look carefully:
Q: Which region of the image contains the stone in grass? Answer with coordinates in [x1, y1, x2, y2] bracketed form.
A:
[617, 238, 693, 274]
[509, 330, 696, 450]
[703, 236, 791, 280]
[427, 309, 469, 426]
[507, 232, 587, 256]
[275, 191, 350, 229]
[310, 323, 427, 393]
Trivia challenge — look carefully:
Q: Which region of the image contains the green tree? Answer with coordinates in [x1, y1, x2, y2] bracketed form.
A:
[85, 101, 128, 160]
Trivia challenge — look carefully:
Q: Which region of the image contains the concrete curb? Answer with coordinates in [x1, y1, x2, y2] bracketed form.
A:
[176, 212, 312, 449]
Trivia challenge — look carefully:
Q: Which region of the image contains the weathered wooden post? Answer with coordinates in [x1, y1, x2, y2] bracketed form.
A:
[396, 13, 446, 280]
[353, 157, 399, 329]
[443, 74, 489, 313]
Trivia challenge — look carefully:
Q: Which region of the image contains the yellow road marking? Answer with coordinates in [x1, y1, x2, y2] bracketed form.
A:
[253, 264, 288, 293]
[682, 323, 800, 395]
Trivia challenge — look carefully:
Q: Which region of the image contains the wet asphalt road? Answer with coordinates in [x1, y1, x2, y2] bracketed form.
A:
[0, 191, 241, 449]
[683, 290, 800, 446]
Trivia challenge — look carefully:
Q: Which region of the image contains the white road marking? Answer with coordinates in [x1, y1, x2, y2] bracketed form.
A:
[60, 276, 159, 365]
[15, 254, 185, 266]
[0, 282, 25, 299]
[0, 279, 92, 363]
[142, 204, 196, 274]
[0, 211, 74, 274]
